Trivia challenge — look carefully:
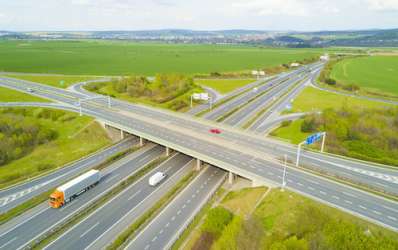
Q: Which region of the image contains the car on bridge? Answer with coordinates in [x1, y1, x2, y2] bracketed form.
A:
[209, 128, 222, 134]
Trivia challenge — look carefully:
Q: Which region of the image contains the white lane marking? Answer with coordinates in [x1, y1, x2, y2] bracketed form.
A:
[320, 191, 326, 195]
[388, 216, 397, 221]
[373, 210, 382, 215]
[171, 216, 176, 221]
[144, 245, 150, 250]
[182, 204, 186, 209]
[308, 186, 315, 191]
[343, 192, 357, 198]
[177, 210, 181, 215]
[0, 237, 17, 249]
[165, 222, 170, 228]
[159, 229, 164, 234]
[152, 236, 157, 242]
[105, 174, 120, 183]
[307, 179, 319, 185]
[332, 195, 340, 200]
[80, 222, 99, 238]
[382, 205, 398, 214]
[344, 200, 353, 205]
[297, 182, 303, 186]
[359, 205, 367, 210]
[128, 190, 142, 201]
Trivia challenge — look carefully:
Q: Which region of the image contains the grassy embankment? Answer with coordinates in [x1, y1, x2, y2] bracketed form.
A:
[0, 108, 111, 188]
[3, 74, 100, 88]
[321, 55, 398, 100]
[0, 40, 322, 75]
[194, 79, 255, 94]
[183, 187, 398, 250]
[271, 87, 398, 166]
[0, 86, 49, 102]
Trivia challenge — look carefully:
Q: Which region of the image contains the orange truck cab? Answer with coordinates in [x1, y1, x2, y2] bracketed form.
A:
[49, 190, 65, 208]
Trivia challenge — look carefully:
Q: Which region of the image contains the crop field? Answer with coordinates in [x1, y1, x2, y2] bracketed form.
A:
[195, 78, 255, 94]
[330, 56, 398, 97]
[4, 74, 100, 88]
[0, 86, 49, 102]
[0, 40, 321, 75]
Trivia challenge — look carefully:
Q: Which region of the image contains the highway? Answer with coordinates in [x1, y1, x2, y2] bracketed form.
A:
[2, 71, 397, 196]
[0, 145, 164, 250]
[44, 153, 193, 250]
[249, 68, 321, 133]
[0, 64, 397, 240]
[126, 166, 226, 250]
[224, 70, 308, 127]
[0, 138, 136, 213]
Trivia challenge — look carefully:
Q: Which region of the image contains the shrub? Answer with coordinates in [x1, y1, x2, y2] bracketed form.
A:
[201, 207, 233, 236]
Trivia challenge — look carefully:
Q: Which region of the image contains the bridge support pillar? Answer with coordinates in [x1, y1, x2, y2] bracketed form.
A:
[195, 159, 202, 171]
[165, 147, 170, 157]
[139, 137, 145, 147]
[120, 130, 125, 140]
[228, 172, 236, 185]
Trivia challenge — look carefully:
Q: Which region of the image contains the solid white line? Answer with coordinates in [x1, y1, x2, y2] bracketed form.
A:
[0, 237, 17, 249]
[80, 222, 99, 238]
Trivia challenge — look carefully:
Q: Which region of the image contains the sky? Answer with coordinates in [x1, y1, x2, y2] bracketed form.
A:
[0, 0, 397, 31]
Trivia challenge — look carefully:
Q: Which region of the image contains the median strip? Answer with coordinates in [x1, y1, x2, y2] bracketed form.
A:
[28, 155, 168, 249]
[107, 169, 198, 249]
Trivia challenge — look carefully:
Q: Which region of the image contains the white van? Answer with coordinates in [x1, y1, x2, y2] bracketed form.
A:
[148, 172, 167, 186]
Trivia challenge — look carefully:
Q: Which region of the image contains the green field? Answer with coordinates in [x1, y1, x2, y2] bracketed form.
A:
[0, 86, 49, 102]
[184, 187, 398, 250]
[0, 40, 321, 75]
[194, 79, 254, 94]
[330, 56, 398, 97]
[290, 86, 391, 113]
[270, 120, 310, 144]
[4, 74, 100, 88]
[0, 108, 111, 188]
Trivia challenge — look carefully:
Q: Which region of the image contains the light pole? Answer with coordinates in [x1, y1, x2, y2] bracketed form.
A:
[296, 141, 305, 167]
[282, 154, 287, 191]
[321, 132, 326, 152]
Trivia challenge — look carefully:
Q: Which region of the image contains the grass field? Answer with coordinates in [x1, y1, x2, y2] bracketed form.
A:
[290, 86, 392, 113]
[0, 86, 49, 102]
[0, 40, 321, 75]
[4, 74, 100, 88]
[270, 120, 310, 144]
[185, 186, 398, 250]
[330, 56, 398, 97]
[194, 79, 255, 94]
[0, 108, 111, 188]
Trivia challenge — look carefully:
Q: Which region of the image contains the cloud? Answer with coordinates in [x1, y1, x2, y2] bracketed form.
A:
[366, 0, 398, 11]
[231, 0, 340, 17]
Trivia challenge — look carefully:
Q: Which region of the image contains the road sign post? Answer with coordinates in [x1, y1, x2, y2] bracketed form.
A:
[296, 132, 326, 167]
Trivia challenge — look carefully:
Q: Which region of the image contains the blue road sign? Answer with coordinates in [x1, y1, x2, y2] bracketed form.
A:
[306, 133, 322, 145]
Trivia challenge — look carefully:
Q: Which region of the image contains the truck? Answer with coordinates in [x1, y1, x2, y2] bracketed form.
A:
[49, 169, 101, 208]
[148, 172, 167, 186]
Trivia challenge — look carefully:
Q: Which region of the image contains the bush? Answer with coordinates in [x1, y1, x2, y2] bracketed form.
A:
[281, 120, 292, 127]
[325, 78, 336, 85]
[201, 207, 233, 236]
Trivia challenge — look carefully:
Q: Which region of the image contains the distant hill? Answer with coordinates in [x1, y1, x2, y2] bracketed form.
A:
[1, 28, 397, 47]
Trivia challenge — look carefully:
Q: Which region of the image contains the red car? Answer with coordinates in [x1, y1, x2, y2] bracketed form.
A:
[209, 128, 222, 134]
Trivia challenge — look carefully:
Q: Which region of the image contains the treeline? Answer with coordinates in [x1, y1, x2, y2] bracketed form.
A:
[301, 107, 398, 166]
[86, 74, 200, 110]
[0, 108, 74, 166]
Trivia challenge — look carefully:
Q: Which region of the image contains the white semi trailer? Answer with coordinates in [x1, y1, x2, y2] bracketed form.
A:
[49, 169, 101, 208]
